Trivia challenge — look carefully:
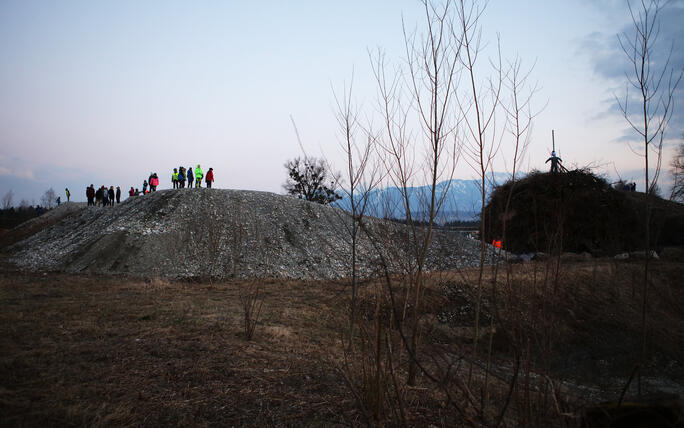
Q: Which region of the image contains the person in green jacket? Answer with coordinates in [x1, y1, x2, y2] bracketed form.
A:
[195, 164, 203, 188]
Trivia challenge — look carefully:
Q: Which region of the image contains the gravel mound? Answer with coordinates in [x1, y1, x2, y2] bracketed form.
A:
[7, 189, 495, 279]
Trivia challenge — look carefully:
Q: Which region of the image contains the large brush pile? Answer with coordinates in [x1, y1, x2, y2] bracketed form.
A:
[484, 169, 684, 254]
[4, 189, 494, 279]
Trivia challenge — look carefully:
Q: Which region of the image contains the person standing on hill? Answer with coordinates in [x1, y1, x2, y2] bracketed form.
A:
[187, 166, 194, 188]
[178, 166, 185, 188]
[108, 186, 115, 206]
[95, 186, 103, 206]
[205, 167, 214, 188]
[65, 188, 71, 202]
[129, 186, 135, 197]
[86, 185, 95, 206]
[116, 186, 121, 203]
[172, 168, 179, 189]
[142, 180, 148, 194]
[194, 164, 203, 188]
[150, 173, 159, 191]
[546, 151, 563, 173]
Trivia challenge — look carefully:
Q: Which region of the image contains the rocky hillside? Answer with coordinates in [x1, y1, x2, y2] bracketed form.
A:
[5, 189, 495, 280]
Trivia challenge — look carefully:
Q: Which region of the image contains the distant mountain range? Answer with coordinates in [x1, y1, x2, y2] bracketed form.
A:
[336, 174, 511, 222]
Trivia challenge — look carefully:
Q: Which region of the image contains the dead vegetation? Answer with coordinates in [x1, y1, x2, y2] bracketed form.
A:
[1, 256, 682, 426]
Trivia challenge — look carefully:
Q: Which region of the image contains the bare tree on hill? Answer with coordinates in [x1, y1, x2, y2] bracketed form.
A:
[283, 157, 341, 205]
[40, 188, 56, 210]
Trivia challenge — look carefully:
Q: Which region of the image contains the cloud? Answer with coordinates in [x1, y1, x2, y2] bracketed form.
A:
[0, 156, 93, 204]
[0, 158, 36, 180]
[586, 2, 684, 143]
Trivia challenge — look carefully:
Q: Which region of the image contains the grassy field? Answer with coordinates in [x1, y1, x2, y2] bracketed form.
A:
[1, 257, 683, 426]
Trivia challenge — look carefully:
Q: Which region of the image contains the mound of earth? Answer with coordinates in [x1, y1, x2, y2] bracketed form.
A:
[0, 202, 85, 249]
[484, 169, 684, 254]
[5, 189, 493, 279]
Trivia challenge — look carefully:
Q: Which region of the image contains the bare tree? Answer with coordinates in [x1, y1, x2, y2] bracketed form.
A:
[283, 157, 341, 204]
[455, 0, 504, 388]
[334, 1, 557, 424]
[499, 57, 540, 233]
[616, 0, 683, 394]
[40, 188, 56, 209]
[331, 76, 382, 338]
[2, 189, 14, 210]
[617, 0, 682, 196]
[371, 0, 463, 386]
[670, 143, 684, 202]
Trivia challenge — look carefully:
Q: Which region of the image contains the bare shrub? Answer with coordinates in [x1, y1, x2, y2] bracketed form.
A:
[239, 281, 264, 341]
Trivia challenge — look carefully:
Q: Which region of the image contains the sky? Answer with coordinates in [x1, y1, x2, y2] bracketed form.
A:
[1, 0, 682, 205]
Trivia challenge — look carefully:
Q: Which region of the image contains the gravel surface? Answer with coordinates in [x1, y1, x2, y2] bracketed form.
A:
[8, 189, 497, 279]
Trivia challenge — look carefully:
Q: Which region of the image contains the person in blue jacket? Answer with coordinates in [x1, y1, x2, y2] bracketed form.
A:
[187, 166, 194, 188]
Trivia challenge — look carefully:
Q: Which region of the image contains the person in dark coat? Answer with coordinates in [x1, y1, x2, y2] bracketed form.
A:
[115, 186, 121, 204]
[86, 185, 95, 206]
[178, 167, 186, 188]
[95, 186, 103, 206]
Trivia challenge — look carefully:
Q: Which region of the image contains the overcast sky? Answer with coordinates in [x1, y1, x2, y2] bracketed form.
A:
[1, 0, 682, 205]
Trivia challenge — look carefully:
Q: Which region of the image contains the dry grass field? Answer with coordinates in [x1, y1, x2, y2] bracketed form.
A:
[1, 256, 683, 426]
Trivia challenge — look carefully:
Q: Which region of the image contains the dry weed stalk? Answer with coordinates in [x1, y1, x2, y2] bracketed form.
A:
[239, 281, 264, 341]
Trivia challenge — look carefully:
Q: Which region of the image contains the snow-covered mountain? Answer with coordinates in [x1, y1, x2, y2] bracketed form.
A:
[336, 174, 511, 222]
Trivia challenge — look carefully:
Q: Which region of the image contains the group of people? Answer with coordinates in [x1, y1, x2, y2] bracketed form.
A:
[86, 184, 121, 206]
[141, 172, 160, 194]
[80, 165, 215, 207]
[171, 165, 214, 189]
[135, 165, 214, 195]
[615, 181, 637, 192]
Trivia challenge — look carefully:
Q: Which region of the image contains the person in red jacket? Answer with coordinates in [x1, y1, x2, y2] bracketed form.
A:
[205, 168, 214, 188]
[128, 187, 135, 197]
